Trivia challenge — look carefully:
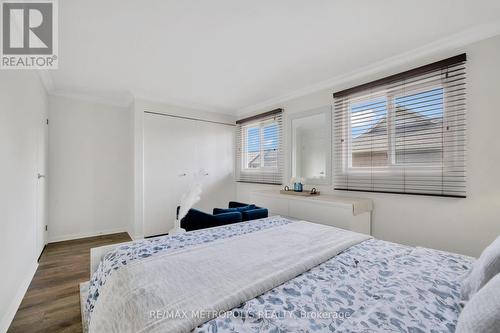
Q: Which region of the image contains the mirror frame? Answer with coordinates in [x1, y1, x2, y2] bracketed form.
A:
[287, 105, 332, 186]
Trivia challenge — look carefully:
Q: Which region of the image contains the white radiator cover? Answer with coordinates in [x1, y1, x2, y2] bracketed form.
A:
[250, 190, 372, 235]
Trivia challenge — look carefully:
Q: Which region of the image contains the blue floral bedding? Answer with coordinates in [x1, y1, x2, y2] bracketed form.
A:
[86, 217, 473, 332]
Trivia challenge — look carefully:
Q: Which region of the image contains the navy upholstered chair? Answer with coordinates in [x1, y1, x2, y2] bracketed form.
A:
[213, 201, 269, 221]
[180, 208, 242, 232]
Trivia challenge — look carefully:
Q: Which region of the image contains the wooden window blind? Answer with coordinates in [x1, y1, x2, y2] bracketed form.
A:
[333, 54, 466, 197]
[235, 109, 284, 185]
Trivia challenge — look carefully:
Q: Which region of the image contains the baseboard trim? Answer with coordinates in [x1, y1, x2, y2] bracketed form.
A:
[0, 261, 38, 333]
[130, 234, 144, 240]
[48, 228, 128, 243]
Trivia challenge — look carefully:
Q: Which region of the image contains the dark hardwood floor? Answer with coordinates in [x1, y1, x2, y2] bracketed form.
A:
[8, 233, 131, 333]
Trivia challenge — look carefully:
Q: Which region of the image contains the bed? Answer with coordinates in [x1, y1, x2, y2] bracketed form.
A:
[84, 216, 473, 333]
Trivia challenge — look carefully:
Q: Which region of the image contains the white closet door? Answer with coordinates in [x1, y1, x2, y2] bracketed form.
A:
[144, 113, 234, 237]
[194, 121, 234, 213]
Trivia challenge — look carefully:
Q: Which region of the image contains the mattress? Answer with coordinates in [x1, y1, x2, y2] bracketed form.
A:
[85, 216, 473, 332]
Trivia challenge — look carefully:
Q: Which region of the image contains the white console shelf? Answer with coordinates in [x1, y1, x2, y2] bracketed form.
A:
[250, 190, 373, 235]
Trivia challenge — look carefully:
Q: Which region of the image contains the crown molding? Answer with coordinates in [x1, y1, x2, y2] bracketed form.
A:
[49, 89, 235, 118]
[49, 88, 235, 116]
[134, 92, 235, 115]
[237, 20, 500, 116]
[35, 71, 230, 114]
[36, 71, 135, 108]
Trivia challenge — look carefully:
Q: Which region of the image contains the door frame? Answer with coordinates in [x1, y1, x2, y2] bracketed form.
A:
[35, 116, 48, 259]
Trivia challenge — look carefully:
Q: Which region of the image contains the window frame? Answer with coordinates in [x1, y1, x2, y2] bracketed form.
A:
[345, 82, 446, 174]
[241, 118, 280, 173]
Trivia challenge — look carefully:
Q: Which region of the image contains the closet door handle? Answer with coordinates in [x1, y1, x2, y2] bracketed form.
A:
[38, 173, 46, 179]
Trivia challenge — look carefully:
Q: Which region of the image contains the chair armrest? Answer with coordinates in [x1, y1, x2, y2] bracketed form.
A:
[181, 209, 243, 231]
[214, 211, 243, 226]
[241, 208, 268, 221]
[213, 207, 237, 215]
[181, 208, 218, 231]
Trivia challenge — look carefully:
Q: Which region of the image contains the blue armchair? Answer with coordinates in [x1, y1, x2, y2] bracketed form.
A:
[180, 208, 242, 232]
[213, 201, 269, 221]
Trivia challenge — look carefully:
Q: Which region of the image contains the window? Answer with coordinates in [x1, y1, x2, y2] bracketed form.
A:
[334, 54, 466, 197]
[236, 109, 283, 184]
[243, 122, 279, 170]
[350, 97, 388, 167]
[393, 88, 444, 166]
[349, 87, 444, 168]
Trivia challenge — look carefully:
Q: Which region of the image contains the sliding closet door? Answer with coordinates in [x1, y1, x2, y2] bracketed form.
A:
[193, 121, 234, 213]
[144, 113, 235, 237]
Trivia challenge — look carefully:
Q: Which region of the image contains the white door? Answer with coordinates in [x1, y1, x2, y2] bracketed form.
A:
[35, 117, 48, 258]
[194, 121, 234, 213]
[144, 114, 198, 237]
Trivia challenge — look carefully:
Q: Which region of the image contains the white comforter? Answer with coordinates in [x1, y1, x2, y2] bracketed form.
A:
[88, 221, 370, 333]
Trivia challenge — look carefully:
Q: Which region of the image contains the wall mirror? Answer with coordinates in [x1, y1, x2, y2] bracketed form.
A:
[289, 106, 332, 186]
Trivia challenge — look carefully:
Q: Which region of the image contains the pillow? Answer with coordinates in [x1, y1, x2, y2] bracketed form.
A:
[456, 273, 500, 333]
[213, 204, 256, 215]
[461, 235, 500, 300]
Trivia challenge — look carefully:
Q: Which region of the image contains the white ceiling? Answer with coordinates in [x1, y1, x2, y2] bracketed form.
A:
[50, 0, 500, 114]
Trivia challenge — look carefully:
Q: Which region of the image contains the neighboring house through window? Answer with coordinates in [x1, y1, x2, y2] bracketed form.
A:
[349, 87, 444, 168]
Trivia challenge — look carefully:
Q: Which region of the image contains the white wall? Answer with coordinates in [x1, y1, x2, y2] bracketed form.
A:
[134, 99, 236, 237]
[48, 95, 134, 241]
[237, 35, 500, 257]
[0, 71, 47, 332]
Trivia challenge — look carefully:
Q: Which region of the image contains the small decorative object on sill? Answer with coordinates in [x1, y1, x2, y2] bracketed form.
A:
[290, 177, 305, 192]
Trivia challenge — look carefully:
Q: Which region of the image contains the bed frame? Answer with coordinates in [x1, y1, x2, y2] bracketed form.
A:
[90, 241, 132, 277]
